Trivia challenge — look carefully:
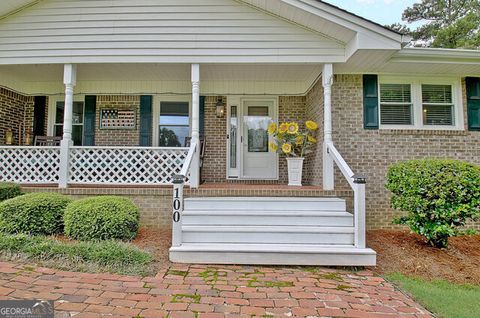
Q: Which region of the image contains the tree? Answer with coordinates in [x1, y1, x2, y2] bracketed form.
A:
[159, 128, 181, 147]
[393, 0, 480, 48]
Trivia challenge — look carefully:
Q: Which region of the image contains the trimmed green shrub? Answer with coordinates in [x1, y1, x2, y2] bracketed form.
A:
[0, 182, 22, 201]
[386, 159, 480, 248]
[64, 196, 139, 241]
[0, 192, 72, 235]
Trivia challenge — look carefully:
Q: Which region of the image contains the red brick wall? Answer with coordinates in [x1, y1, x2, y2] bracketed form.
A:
[95, 95, 141, 147]
[0, 87, 34, 145]
[305, 75, 480, 229]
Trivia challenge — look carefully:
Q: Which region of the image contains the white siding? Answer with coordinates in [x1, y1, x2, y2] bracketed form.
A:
[0, 0, 346, 64]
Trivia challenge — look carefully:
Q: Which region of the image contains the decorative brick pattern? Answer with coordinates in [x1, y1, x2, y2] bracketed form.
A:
[0, 261, 432, 318]
[0, 87, 34, 145]
[95, 95, 141, 147]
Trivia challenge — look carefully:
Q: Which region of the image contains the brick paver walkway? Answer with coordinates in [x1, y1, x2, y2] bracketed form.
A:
[0, 261, 432, 318]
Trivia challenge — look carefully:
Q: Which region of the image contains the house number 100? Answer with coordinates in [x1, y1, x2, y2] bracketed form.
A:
[173, 188, 181, 223]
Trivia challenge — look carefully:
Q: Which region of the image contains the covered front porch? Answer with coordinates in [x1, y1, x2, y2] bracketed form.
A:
[0, 62, 372, 265]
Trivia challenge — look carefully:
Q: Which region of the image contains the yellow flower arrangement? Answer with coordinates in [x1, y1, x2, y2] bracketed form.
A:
[267, 123, 277, 135]
[281, 143, 292, 154]
[295, 135, 304, 145]
[278, 123, 288, 133]
[287, 122, 299, 134]
[268, 120, 318, 157]
[269, 142, 278, 152]
[306, 120, 318, 130]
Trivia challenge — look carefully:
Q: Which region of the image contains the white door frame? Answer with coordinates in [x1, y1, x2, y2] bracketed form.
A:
[226, 96, 279, 180]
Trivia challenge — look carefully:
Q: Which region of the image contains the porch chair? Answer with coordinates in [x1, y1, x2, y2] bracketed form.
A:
[34, 136, 62, 146]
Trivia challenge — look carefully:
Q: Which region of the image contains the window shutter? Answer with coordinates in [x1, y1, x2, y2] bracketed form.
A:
[83, 95, 96, 146]
[466, 77, 480, 131]
[200, 96, 205, 136]
[363, 75, 379, 129]
[139, 95, 153, 146]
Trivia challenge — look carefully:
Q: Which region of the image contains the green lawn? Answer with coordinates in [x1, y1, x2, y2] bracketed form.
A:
[387, 273, 480, 318]
[0, 233, 155, 276]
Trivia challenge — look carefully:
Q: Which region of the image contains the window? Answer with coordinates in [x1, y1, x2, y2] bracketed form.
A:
[380, 84, 413, 125]
[422, 85, 454, 126]
[159, 101, 189, 147]
[378, 77, 462, 129]
[54, 101, 84, 146]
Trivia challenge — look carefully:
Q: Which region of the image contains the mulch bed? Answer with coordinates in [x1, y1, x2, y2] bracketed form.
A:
[132, 227, 173, 269]
[132, 227, 480, 285]
[368, 229, 480, 285]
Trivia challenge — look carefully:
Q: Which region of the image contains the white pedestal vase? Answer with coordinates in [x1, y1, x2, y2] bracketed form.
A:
[286, 157, 304, 186]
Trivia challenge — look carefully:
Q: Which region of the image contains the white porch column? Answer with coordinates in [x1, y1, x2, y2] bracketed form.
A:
[58, 64, 77, 188]
[322, 63, 334, 190]
[190, 64, 200, 188]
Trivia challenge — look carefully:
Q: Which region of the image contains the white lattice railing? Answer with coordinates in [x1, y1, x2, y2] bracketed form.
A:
[68, 146, 190, 185]
[0, 146, 61, 184]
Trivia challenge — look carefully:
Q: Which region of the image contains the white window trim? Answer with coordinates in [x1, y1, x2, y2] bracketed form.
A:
[378, 76, 464, 130]
[152, 95, 192, 147]
[47, 95, 86, 142]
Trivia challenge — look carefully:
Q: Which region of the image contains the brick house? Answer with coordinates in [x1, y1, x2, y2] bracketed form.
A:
[1, 0, 479, 266]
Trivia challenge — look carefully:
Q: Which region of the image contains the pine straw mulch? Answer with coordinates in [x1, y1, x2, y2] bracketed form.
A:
[368, 230, 480, 285]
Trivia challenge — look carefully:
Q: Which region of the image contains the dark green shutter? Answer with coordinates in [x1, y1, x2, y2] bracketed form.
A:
[199, 96, 205, 136]
[466, 77, 480, 131]
[363, 75, 379, 129]
[83, 95, 96, 146]
[139, 95, 153, 146]
[33, 96, 47, 137]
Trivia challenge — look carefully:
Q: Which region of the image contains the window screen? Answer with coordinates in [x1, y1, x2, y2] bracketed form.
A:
[380, 84, 413, 125]
[422, 85, 454, 126]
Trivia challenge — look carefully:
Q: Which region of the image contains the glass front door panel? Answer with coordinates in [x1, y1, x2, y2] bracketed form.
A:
[245, 106, 269, 153]
[230, 106, 237, 169]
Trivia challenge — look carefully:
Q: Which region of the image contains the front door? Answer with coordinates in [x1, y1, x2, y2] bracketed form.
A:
[240, 99, 278, 179]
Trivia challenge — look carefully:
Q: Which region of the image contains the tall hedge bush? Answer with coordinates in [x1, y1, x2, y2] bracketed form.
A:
[0, 192, 72, 235]
[64, 196, 139, 241]
[386, 159, 480, 248]
[0, 182, 22, 201]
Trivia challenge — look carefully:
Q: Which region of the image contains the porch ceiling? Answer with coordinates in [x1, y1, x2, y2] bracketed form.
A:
[0, 63, 323, 96]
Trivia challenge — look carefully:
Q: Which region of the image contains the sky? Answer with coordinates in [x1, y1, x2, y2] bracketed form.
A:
[323, 0, 419, 25]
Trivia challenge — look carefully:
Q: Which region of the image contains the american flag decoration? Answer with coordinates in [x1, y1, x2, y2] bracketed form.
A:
[100, 109, 136, 129]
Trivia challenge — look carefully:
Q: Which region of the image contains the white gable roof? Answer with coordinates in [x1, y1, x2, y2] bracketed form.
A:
[0, 0, 408, 65]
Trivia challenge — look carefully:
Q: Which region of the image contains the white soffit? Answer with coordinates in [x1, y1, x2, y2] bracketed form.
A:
[336, 48, 480, 76]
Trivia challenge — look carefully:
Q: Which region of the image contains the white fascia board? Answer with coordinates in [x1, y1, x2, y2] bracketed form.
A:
[280, 0, 406, 45]
[0, 55, 347, 65]
[346, 33, 401, 60]
[391, 47, 480, 64]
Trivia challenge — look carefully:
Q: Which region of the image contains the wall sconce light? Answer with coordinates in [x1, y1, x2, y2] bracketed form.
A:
[215, 97, 225, 118]
[5, 128, 13, 145]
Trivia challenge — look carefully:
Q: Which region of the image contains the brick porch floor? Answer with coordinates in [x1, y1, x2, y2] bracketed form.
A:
[0, 261, 432, 318]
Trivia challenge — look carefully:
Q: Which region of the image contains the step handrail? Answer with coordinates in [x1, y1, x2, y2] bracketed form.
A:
[172, 141, 197, 247]
[326, 142, 366, 249]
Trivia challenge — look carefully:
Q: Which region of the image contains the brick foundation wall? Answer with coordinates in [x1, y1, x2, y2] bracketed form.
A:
[0, 87, 34, 145]
[95, 95, 141, 146]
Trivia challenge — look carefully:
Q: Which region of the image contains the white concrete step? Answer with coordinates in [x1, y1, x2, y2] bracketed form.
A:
[184, 197, 346, 211]
[182, 225, 354, 245]
[182, 210, 353, 226]
[170, 243, 376, 266]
